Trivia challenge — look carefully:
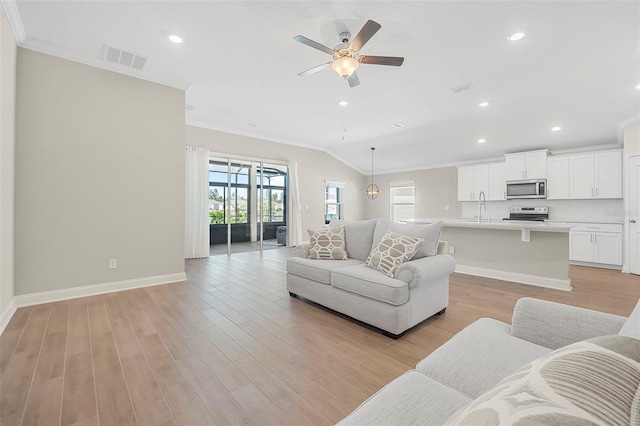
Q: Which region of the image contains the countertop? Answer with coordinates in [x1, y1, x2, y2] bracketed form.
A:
[406, 218, 572, 233]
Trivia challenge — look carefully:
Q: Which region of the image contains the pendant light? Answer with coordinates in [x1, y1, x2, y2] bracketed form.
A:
[366, 147, 379, 199]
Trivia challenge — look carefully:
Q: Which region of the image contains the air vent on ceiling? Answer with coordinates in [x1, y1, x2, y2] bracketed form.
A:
[105, 46, 148, 70]
[185, 105, 195, 110]
[449, 83, 473, 94]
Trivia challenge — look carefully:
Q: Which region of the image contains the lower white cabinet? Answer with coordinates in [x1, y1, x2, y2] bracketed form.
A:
[569, 223, 622, 266]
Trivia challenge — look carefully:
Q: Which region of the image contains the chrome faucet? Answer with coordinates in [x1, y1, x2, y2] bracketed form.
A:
[477, 191, 486, 223]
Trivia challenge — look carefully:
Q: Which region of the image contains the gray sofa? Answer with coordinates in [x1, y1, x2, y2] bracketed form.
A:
[286, 218, 455, 337]
[339, 297, 640, 425]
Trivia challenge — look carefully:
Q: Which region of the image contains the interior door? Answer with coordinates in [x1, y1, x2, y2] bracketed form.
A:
[630, 155, 640, 274]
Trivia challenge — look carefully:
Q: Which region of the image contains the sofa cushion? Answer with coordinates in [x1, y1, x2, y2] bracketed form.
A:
[365, 231, 424, 277]
[329, 218, 377, 261]
[416, 318, 550, 399]
[445, 335, 640, 426]
[331, 264, 409, 306]
[338, 370, 471, 426]
[287, 257, 363, 285]
[373, 219, 443, 259]
[308, 227, 347, 260]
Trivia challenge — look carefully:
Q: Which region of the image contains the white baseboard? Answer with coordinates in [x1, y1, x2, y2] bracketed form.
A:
[0, 298, 18, 335]
[0, 272, 186, 334]
[455, 264, 572, 291]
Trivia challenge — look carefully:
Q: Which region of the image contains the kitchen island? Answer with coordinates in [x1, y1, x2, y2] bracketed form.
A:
[406, 218, 573, 290]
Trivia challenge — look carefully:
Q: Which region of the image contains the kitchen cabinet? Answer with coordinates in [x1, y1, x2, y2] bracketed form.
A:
[569, 223, 622, 266]
[505, 150, 548, 180]
[457, 165, 489, 201]
[546, 156, 570, 200]
[569, 151, 622, 199]
[488, 163, 506, 201]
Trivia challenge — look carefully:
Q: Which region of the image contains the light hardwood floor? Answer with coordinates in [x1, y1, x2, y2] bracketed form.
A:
[1, 248, 639, 425]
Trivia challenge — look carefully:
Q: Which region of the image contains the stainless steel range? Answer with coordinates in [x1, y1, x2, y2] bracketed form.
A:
[503, 206, 549, 221]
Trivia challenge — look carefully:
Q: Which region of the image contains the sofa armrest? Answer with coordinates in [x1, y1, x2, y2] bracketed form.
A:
[437, 240, 448, 255]
[395, 254, 456, 288]
[293, 243, 310, 258]
[510, 297, 627, 349]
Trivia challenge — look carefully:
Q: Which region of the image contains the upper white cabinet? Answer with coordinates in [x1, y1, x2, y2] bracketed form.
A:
[488, 163, 506, 201]
[546, 156, 570, 200]
[458, 165, 489, 201]
[569, 151, 622, 199]
[505, 150, 548, 180]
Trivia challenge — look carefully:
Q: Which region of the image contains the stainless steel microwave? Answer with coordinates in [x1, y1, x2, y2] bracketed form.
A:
[506, 179, 547, 199]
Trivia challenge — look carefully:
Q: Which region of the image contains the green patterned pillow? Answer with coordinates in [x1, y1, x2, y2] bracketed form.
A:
[307, 227, 348, 260]
[365, 231, 424, 277]
[445, 335, 640, 426]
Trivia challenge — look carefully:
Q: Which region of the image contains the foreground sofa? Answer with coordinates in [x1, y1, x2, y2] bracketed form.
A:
[338, 297, 640, 425]
[286, 218, 455, 337]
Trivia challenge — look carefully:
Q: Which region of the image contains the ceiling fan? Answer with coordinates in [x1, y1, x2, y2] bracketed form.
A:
[294, 20, 404, 88]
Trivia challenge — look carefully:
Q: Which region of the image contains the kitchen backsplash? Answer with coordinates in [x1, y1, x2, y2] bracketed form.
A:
[461, 199, 625, 223]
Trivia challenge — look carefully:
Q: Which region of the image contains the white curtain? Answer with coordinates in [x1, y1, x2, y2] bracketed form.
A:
[185, 146, 210, 258]
[288, 160, 304, 246]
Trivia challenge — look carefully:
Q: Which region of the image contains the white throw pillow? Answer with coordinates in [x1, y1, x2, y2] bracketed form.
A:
[307, 227, 348, 260]
[365, 231, 424, 277]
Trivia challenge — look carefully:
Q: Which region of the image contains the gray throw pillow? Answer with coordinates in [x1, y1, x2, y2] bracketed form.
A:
[372, 219, 443, 259]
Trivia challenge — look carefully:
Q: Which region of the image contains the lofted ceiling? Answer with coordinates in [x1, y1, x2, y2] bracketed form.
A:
[4, 1, 639, 174]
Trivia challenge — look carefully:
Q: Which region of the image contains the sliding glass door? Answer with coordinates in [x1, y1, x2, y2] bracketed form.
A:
[208, 155, 287, 255]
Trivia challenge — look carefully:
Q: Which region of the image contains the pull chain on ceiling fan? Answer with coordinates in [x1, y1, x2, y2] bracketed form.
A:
[294, 20, 404, 88]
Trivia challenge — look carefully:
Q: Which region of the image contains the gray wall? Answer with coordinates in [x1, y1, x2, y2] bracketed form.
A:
[364, 167, 461, 220]
[625, 121, 640, 154]
[442, 227, 570, 280]
[15, 49, 186, 296]
[186, 125, 367, 231]
[0, 7, 16, 314]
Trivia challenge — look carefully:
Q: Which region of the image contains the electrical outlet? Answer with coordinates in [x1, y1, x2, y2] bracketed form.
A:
[108, 258, 118, 269]
[448, 246, 455, 254]
[444, 205, 450, 211]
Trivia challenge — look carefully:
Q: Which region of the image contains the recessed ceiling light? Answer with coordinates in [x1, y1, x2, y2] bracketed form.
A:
[636, 84, 640, 90]
[479, 102, 489, 107]
[391, 123, 405, 129]
[478, 139, 486, 144]
[551, 126, 562, 132]
[169, 35, 183, 44]
[339, 100, 349, 106]
[508, 32, 525, 41]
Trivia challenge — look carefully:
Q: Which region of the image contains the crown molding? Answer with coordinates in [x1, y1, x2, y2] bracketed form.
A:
[186, 121, 368, 176]
[1, 1, 26, 44]
[20, 38, 190, 91]
[618, 114, 640, 144]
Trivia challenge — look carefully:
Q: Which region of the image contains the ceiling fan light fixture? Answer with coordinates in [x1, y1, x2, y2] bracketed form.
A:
[332, 56, 360, 78]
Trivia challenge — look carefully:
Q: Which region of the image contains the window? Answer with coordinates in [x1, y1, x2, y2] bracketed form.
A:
[325, 181, 344, 224]
[390, 182, 415, 223]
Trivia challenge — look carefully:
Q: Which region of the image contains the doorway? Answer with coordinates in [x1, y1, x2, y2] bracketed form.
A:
[208, 156, 288, 255]
[627, 154, 640, 275]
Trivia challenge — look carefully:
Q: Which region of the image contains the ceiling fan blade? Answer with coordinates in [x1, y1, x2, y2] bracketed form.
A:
[298, 62, 331, 76]
[294, 35, 335, 55]
[349, 20, 381, 52]
[347, 72, 360, 88]
[360, 55, 405, 66]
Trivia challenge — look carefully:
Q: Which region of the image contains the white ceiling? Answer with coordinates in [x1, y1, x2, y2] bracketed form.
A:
[5, 1, 640, 174]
